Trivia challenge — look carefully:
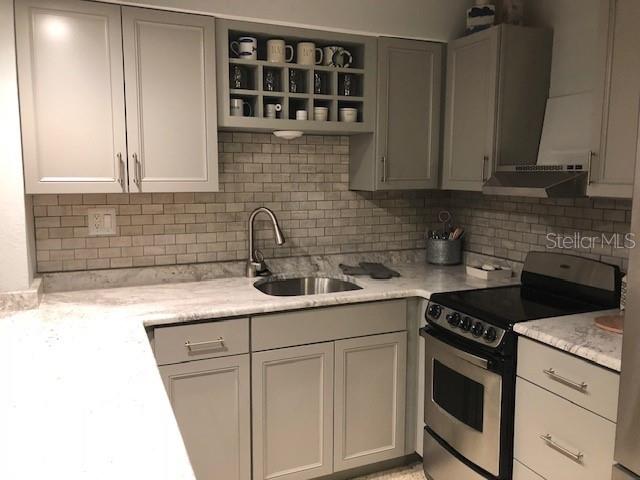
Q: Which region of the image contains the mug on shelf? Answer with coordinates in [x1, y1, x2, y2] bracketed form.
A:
[265, 103, 282, 119]
[296, 42, 323, 66]
[296, 110, 308, 120]
[313, 106, 329, 121]
[323, 46, 353, 68]
[230, 98, 252, 117]
[230, 37, 257, 60]
[339, 107, 358, 122]
[267, 39, 294, 63]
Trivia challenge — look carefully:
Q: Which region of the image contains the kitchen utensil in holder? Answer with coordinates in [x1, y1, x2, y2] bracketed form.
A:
[426, 238, 462, 265]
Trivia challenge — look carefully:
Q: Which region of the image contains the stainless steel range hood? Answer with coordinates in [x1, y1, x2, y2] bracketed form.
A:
[482, 165, 588, 198]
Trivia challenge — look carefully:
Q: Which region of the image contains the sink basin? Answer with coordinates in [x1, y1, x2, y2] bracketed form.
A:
[254, 275, 362, 296]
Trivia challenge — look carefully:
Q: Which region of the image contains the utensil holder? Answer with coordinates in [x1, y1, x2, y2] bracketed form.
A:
[426, 238, 462, 265]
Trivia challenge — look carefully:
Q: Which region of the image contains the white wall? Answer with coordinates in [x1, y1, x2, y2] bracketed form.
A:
[106, 0, 473, 41]
[525, 0, 600, 97]
[0, 0, 34, 292]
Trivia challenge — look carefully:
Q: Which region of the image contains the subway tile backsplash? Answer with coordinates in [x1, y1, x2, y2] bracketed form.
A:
[33, 133, 445, 273]
[32, 133, 633, 274]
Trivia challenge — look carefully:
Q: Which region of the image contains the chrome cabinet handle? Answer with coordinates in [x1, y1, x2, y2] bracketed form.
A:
[543, 368, 588, 392]
[116, 153, 125, 191]
[381, 156, 387, 183]
[482, 155, 489, 182]
[587, 151, 595, 185]
[133, 153, 142, 189]
[539, 434, 584, 463]
[184, 337, 225, 351]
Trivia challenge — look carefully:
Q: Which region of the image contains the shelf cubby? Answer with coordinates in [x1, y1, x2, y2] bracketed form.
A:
[217, 19, 376, 134]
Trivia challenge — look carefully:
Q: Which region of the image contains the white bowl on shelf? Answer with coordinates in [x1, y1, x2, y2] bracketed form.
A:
[339, 107, 358, 122]
[313, 106, 329, 121]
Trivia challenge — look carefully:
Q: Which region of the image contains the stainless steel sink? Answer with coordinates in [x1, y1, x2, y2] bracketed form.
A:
[254, 275, 362, 296]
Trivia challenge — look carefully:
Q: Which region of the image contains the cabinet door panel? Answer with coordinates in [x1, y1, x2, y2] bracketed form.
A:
[160, 355, 251, 480]
[442, 27, 499, 191]
[589, 0, 640, 198]
[15, 0, 127, 193]
[122, 7, 218, 192]
[377, 38, 443, 190]
[334, 332, 407, 471]
[252, 343, 334, 480]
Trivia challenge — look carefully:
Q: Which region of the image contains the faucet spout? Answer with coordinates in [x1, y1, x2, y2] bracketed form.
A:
[247, 207, 285, 277]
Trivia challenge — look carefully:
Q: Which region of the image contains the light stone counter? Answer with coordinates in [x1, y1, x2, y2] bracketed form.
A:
[0, 262, 516, 480]
[513, 309, 623, 372]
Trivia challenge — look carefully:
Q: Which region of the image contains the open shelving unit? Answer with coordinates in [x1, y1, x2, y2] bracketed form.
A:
[216, 19, 376, 134]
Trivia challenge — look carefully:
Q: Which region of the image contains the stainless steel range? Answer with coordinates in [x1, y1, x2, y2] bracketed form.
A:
[420, 252, 621, 480]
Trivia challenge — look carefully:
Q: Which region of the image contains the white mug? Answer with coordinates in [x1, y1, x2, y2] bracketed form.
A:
[296, 110, 308, 120]
[323, 45, 353, 67]
[267, 39, 294, 63]
[230, 37, 257, 60]
[313, 106, 328, 121]
[230, 98, 252, 117]
[296, 42, 323, 66]
[265, 103, 282, 119]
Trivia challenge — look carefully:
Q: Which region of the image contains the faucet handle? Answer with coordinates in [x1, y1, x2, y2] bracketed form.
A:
[253, 249, 272, 277]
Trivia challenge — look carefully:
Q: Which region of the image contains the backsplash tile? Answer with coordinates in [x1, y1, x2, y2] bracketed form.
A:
[32, 133, 446, 273]
[450, 192, 632, 271]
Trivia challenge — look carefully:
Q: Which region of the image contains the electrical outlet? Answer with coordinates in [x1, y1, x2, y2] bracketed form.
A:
[87, 208, 117, 236]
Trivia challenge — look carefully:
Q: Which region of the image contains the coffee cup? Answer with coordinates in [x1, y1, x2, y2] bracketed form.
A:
[296, 110, 308, 120]
[230, 98, 252, 117]
[230, 37, 257, 60]
[323, 46, 353, 68]
[265, 103, 282, 119]
[296, 42, 323, 66]
[313, 106, 329, 121]
[267, 39, 294, 63]
[339, 107, 358, 122]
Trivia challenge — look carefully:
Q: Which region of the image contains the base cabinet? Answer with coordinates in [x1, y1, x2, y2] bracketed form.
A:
[160, 354, 251, 480]
[252, 343, 335, 480]
[334, 332, 407, 471]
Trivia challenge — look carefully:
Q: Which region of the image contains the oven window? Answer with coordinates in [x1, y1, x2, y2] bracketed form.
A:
[433, 360, 484, 432]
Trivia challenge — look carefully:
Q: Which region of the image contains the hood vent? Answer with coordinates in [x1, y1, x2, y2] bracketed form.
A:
[482, 164, 588, 198]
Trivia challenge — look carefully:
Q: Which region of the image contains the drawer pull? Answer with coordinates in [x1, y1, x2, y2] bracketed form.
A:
[185, 337, 225, 351]
[543, 368, 588, 392]
[539, 434, 584, 463]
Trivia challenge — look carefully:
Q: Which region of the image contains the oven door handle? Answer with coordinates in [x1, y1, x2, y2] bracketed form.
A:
[450, 347, 489, 370]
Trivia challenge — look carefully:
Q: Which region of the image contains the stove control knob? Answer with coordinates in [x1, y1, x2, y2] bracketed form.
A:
[471, 321, 485, 337]
[427, 304, 442, 320]
[446, 312, 461, 327]
[484, 327, 497, 343]
[460, 316, 472, 331]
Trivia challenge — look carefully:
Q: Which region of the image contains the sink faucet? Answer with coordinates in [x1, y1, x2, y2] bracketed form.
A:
[246, 207, 285, 277]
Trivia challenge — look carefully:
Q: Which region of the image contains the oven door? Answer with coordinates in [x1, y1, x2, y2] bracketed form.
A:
[423, 328, 503, 477]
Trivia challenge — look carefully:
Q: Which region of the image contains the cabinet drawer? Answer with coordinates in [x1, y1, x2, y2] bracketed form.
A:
[517, 337, 619, 421]
[513, 459, 544, 480]
[514, 378, 616, 480]
[154, 318, 249, 365]
[252, 300, 406, 351]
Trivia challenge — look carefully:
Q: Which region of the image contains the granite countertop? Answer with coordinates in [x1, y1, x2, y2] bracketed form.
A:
[513, 309, 623, 372]
[0, 262, 516, 480]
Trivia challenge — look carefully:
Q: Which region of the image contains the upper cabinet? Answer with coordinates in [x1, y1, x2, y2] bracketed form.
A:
[122, 8, 219, 193]
[215, 19, 377, 135]
[589, 0, 640, 198]
[15, 0, 219, 194]
[15, 0, 127, 194]
[441, 25, 552, 191]
[350, 38, 443, 191]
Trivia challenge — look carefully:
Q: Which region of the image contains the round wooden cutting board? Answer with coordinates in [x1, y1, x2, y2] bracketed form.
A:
[595, 313, 624, 334]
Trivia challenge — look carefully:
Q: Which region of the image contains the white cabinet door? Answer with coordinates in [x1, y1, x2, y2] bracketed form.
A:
[334, 332, 407, 471]
[589, 0, 640, 198]
[252, 343, 334, 480]
[376, 38, 443, 190]
[442, 27, 499, 191]
[160, 354, 251, 480]
[122, 7, 218, 192]
[15, 0, 127, 194]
